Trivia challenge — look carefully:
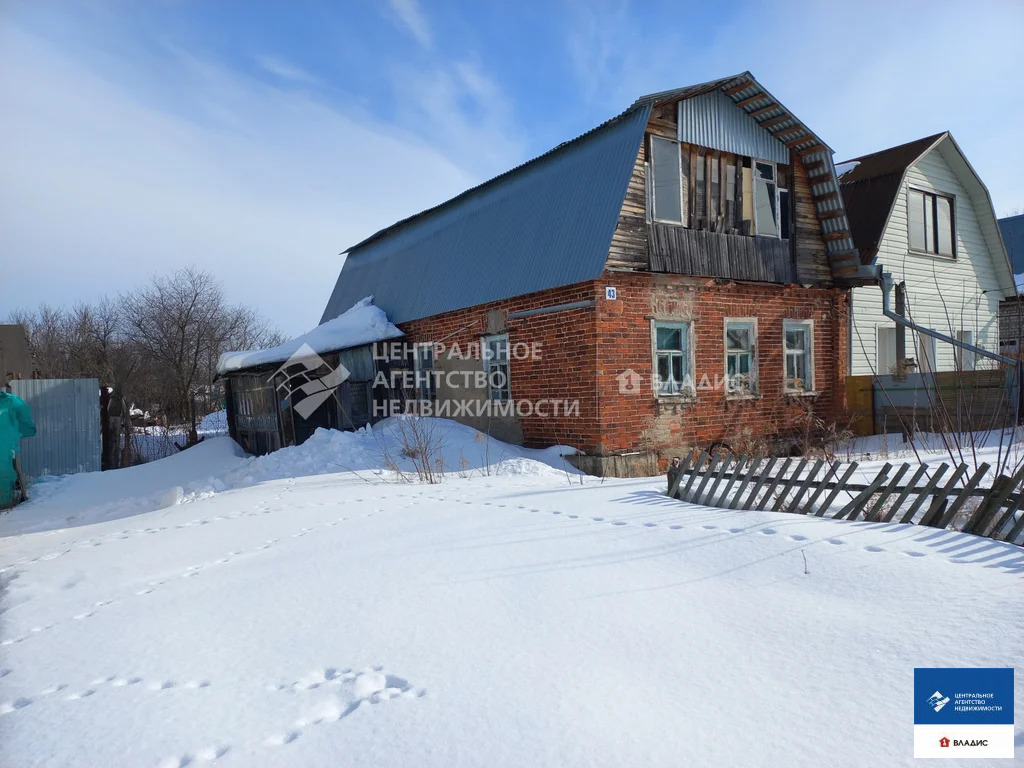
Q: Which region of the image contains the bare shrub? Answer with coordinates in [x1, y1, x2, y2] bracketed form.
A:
[378, 416, 452, 484]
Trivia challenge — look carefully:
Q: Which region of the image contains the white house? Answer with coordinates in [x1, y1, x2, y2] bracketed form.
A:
[838, 132, 1016, 375]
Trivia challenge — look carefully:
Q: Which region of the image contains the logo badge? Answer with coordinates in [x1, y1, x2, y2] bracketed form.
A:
[271, 343, 350, 419]
[616, 368, 642, 394]
[927, 691, 950, 713]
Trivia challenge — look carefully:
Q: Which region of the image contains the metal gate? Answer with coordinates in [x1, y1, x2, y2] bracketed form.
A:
[10, 378, 101, 479]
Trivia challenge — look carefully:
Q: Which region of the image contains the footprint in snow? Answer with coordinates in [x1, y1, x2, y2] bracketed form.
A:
[789, 534, 808, 541]
[669, 525, 683, 530]
[66, 689, 95, 700]
[611, 521, 627, 526]
[827, 539, 844, 546]
[0, 697, 33, 714]
[643, 522, 657, 527]
[761, 528, 776, 535]
[904, 551, 926, 558]
[702, 525, 717, 530]
[728, 527, 744, 533]
[264, 731, 300, 747]
[568, 514, 579, 519]
[591, 517, 604, 522]
[864, 546, 884, 553]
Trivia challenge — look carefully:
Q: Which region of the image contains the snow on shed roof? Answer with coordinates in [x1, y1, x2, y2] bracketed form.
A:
[217, 297, 402, 375]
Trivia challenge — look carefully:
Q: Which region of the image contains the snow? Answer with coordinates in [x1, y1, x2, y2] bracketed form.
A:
[1, 419, 576, 537]
[834, 159, 859, 178]
[216, 297, 402, 374]
[128, 410, 231, 464]
[198, 410, 228, 435]
[1, 422, 1022, 766]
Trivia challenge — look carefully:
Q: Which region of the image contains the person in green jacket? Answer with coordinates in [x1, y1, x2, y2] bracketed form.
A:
[0, 390, 36, 507]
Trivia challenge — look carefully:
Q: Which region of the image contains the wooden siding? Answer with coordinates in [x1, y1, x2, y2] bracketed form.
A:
[790, 156, 830, 284]
[607, 143, 648, 270]
[649, 225, 795, 283]
[850, 143, 1007, 374]
[605, 102, 834, 286]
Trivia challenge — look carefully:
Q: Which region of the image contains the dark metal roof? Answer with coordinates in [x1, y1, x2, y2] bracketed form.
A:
[999, 214, 1024, 273]
[837, 133, 946, 263]
[322, 104, 651, 324]
[322, 73, 875, 325]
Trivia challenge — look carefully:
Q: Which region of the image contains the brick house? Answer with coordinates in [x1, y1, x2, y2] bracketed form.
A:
[317, 73, 877, 475]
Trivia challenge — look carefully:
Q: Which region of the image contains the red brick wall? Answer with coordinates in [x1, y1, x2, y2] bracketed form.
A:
[594, 271, 850, 456]
[398, 274, 850, 457]
[398, 282, 604, 449]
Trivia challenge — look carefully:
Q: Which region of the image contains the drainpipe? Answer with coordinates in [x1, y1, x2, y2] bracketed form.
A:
[879, 271, 1023, 424]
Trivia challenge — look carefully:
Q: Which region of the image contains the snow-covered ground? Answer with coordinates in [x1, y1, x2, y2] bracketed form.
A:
[128, 410, 231, 465]
[1, 421, 1022, 767]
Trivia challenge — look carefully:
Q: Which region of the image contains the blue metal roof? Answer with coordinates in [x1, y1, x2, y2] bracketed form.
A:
[321, 104, 651, 325]
[999, 214, 1024, 274]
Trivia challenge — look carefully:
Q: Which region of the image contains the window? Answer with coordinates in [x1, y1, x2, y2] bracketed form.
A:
[753, 162, 778, 237]
[784, 320, 813, 391]
[482, 333, 510, 402]
[778, 188, 790, 240]
[654, 322, 693, 395]
[909, 189, 955, 256]
[914, 333, 937, 374]
[414, 343, 436, 400]
[877, 326, 897, 374]
[651, 136, 683, 223]
[955, 330, 976, 371]
[725, 319, 757, 394]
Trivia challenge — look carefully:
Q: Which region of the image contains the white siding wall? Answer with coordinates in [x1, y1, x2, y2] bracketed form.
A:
[850, 143, 1006, 375]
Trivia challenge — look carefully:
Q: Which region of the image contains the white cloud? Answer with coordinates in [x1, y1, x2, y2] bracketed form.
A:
[386, 0, 432, 49]
[255, 54, 320, 86]
[0, 25, 481, 335]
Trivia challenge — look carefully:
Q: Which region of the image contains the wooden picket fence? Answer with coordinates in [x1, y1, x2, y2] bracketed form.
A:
[666, 450, 1024, 545]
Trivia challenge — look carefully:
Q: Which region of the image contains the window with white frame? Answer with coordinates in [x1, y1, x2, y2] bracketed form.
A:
[955, 330, 976, 371]
[651, 136, 683, 223]
[725, 319, 757, 394]
[783, 320, 813, 392]
[654, 322, 693, 395]
[908, 188, 955, 256]
[753, 162, 778, 237]
[482, 333, 510, 402]
[414, 342, 436, 400]
[877, 326, 897, 374]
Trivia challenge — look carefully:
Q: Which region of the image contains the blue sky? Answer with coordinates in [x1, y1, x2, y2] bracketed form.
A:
[2, 0, 1022, 335]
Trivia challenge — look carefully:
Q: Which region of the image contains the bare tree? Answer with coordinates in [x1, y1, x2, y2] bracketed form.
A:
[8, 266, 283, 453]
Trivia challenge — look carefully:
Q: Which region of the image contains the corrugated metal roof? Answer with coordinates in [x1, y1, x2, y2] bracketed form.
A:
[322, 104, 651, 324]
[837, 133, 947, 263]
[677, 89, 788, 164]
[999, 214, 1024, 273]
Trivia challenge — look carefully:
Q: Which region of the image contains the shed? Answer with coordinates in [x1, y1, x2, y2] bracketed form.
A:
[216, 298, 403, 455]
